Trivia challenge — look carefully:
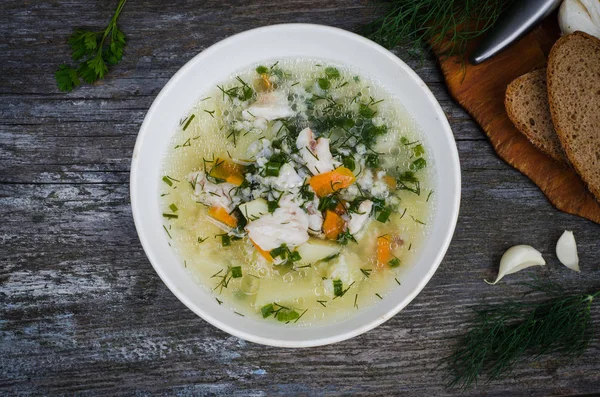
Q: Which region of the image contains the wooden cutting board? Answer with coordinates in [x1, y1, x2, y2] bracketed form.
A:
[433, 20, 600, 224]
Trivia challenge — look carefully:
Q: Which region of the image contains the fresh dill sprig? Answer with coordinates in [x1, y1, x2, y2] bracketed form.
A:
[363, 0, 514, 56]
[55, 0, 128, 91]
[445, 282, 600, 389]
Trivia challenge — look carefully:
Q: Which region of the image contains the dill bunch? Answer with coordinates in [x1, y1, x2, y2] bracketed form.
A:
[445, 282, 599, 389]
[364, 0, 515, 55]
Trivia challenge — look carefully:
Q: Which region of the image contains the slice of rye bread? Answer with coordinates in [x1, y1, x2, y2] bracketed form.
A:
[505, 69, 566, 163]
[547, 31, 600, 201]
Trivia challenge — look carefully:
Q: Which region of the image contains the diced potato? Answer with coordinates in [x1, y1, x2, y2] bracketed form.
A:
[239, 198, 269, 221]
[296, 238, 341, 264]
[326, 252, 362, 286]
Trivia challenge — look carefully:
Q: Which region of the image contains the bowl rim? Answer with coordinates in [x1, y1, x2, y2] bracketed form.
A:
[131, 23, 461, 347]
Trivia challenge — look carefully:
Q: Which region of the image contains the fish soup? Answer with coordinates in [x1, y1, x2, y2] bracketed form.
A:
[160, 59, 435, 325]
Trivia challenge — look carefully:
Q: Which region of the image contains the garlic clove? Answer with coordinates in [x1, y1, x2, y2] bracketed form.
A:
[556, 230, 580, 272]
[485, 245, 546, 285]
[559, 0, 600, 40]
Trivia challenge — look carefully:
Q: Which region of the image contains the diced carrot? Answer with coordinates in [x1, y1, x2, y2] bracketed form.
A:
[309, 167, 356, 197]
[333, 200, 347, 215]
[383, 175, 397, 190]
[251, 239, 273, 262]
[209, 158, 245, 186]
[208, 206, 238, 228]
[323, 210, 346, 240]
[376, 235, 392, 268]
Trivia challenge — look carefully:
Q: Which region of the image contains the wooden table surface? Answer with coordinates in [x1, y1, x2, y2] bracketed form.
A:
[1, 1, 599, 395]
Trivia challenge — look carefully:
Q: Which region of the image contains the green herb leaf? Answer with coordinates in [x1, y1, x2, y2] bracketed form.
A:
[324, 67, 340, 79]
[55, 0, 128, 92]
[445, 284, 600, 389]
[359, 103, 376, 119]
[256, 65, 269, 74]
[317, 78, 331, 90]
[55, 64, 81, 92]
[389, 257, 401, 268]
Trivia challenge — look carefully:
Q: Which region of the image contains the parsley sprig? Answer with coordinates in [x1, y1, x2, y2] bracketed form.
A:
[55, 0, 127, 92]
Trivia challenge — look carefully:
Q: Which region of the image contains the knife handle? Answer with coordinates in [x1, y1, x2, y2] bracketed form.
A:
[469, 0, 562, 65]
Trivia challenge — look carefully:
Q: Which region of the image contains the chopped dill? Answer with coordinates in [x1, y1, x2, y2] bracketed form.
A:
[426, 190, 434, 202]
[395, 278, 401, 286]
[410, 216, 426, 225]
[317, 300, 327, 307]
[162, 225, 171, 239]
[360, 268, 372, 278]
[215, 298, 223, 305]
[204, 109, 215, 118]
[375, 293, 383, 300]
[182, 114, 195, 131]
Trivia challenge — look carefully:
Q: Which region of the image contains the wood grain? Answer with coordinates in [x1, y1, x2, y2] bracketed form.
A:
[1, 1, 599, 396]
[435, 20, 600, 224]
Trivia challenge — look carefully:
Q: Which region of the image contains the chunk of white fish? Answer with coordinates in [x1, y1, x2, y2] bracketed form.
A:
[304, 195, 324, 236]
[556, 230, 580, 272]
[242, 91, 295, 121]
[485, 245, 546, 285]
[296, 127, 335, 175]
[269, 163, 303, 190]
[245, 195, 309, 251]
[348, 200, 373, 235]
[187, 171, 236, 211]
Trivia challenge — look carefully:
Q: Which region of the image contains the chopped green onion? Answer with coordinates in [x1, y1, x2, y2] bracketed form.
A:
[265, 161, 282, 177]
[413, 144, 425, 157]
[342, 156, 355, 171]
[220, 234, 231, 247]
[376, 207, 392, 223]
[317, 78, 330, 90]
[276, 309, 300, 322]
[162, 213, 178, 219]
[389, 258, 401, 268]
[261, 303, 275, 318]
[289, 251, 301, 262]
[231, 266, 242, 278]
[333, 279, 343, 296]
[270, 245, 287, 259]
[169, 203, 178, 212]
[162, 176, 173, 186]
[410, 158, 427, 171]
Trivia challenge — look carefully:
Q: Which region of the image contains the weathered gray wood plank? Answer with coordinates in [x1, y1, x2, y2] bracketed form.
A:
[1, 0, 599, 396]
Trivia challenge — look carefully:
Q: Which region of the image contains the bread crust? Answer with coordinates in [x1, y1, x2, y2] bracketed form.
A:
[505, 69, 566, 163]
[547, 31, 600, 201]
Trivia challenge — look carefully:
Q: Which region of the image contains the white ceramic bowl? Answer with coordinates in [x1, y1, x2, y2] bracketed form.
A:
[131, 24, 460, 347]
